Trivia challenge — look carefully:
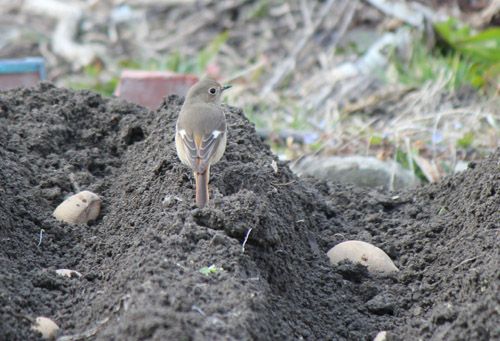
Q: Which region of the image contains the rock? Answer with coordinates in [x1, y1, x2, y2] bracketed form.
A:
[454, 160, 468, 173]
[31, 317, 59, 339]
[291, 155, 419, 190]
[52, 190, 101, 224]
[327, 240, 399, 275]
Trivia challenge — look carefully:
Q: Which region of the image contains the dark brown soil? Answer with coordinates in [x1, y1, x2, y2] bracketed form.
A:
[0, 83, 498, 340]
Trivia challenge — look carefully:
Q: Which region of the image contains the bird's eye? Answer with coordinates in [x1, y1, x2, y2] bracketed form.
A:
[208, 87, 216, 95]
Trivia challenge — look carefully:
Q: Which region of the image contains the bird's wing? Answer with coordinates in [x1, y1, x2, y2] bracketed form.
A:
[177, 127, 225, 174]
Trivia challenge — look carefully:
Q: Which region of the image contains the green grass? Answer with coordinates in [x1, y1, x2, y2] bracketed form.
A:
[395, 149, 428, 182]
[68, 64, 119, 97]
[457, 131, 475, 149]
[388, 38, 476, 91]
[387, 19, 499, 92]
[434, 18, 499, 90]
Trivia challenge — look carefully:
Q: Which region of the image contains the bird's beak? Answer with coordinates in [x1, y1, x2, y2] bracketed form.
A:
[222, 84, 232, 91]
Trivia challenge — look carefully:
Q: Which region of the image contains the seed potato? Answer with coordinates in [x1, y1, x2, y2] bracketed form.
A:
[31, 317, 59, 340]
[327, 240, 399, 274]
[53, 191, 101, 224]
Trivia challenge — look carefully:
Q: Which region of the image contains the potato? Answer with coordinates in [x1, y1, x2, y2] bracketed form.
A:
[327, 240, 399, 274]
[53, 191, 101, 224]
[31, 317, 59, 340]
[55, 269, 82, 278]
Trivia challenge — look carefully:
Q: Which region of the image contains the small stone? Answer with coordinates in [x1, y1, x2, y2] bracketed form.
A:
[162, 195, 182, 207]
[55, 269, 82, 278]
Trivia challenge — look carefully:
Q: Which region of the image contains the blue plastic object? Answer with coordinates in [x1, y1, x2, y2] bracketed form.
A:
[0, 57, 46, 80]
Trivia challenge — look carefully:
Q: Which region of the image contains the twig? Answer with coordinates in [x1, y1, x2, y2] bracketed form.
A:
[260, 0, 337, 96]
[299, 0, 312, 30]
[22, 0, 101, 67]
[191, 305, 206, 316]
[270, 160, 278, 174]
[431, 111, 443, 161]
[470, 0, 500, 27]
[326, 0, 357, 55]
[307, 25, 411, 114]
[37, 229, 45, 247]
[404, 136, 415, 176]
[341, 85, 415, 115]
[453, 257, 478, 269]
[389, 133, 398, 191]
[222, 59, 266, 84]
[127, 0, 206, 5]
[149, 11, 215, 51]
[257, 128, 307, 145]
[362, 0, 438, 28]
[328, 27, 411, 82]
[241, 228, 252, 253]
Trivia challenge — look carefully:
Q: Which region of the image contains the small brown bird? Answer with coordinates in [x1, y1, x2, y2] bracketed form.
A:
[175, 78, 231, 208]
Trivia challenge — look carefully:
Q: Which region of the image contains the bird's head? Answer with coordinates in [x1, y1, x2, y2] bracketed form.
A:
[185, 77, 231, 104]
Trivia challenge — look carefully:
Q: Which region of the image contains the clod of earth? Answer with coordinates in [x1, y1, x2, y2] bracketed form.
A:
[327, 240, 399, 274]
[52, 190, 101, 224]
[31, 317, 59, 340]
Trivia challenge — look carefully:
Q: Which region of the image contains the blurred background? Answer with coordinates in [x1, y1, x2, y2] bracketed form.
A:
[1, 0, 499, 190]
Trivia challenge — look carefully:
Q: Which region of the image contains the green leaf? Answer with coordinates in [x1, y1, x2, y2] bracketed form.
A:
[457, 131, 474, 149]
[434, 19, 500, 63]
[433, 18, 500, 89]
[199, 264, 222, 276]
[369, 135, 384, 146]
[395, 149, 428, 182]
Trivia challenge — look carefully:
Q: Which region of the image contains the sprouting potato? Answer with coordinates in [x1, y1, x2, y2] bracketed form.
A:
[31, 317, 59, 339]
[53, 191, 101, 224]
[327, 240, 399, 274]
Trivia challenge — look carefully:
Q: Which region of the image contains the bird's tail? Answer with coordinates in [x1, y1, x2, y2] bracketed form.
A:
[195, 166, 210, 208]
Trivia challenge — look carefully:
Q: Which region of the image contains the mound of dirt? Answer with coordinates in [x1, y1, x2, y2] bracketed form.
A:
[0, 84, 498, 340]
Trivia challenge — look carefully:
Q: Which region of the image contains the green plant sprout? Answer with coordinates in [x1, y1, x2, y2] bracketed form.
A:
[199, 264, 223, 276]
[434, 18, 500, 89]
